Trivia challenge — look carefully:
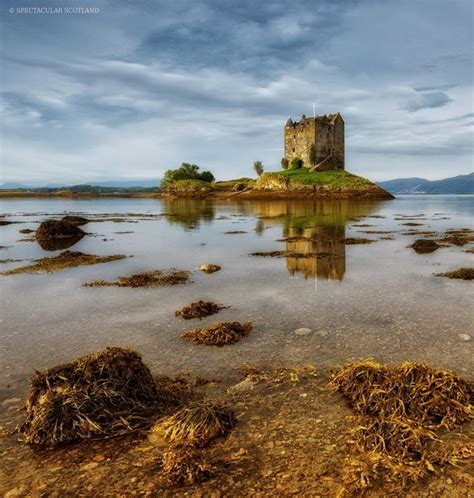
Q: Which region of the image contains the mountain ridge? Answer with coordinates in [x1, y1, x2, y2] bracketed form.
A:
[377, 173, 473, 194]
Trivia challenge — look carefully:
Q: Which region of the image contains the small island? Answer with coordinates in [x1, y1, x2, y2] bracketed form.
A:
[164, 112, 393, 200]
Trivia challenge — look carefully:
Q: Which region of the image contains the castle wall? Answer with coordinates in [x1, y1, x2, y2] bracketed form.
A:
[333, 119, 344, 169]
[284, 119, 315, 168]
[284, 114, 345, 170]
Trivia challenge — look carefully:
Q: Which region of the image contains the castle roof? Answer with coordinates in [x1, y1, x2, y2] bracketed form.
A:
[286, 112, 343, 126]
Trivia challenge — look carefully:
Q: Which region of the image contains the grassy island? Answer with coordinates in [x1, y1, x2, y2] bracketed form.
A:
[165, 168, 393, 200]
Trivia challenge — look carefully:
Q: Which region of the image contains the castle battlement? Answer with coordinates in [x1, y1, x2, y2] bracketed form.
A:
[284, 112, 344, 171]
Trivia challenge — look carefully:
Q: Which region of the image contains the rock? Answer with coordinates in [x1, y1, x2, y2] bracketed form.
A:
[410, 239, 439, 254]
[35, 219, 85, 251]
[199, 263, 221, 274]
[228, 379, 257, 393]
[294, 328, 311, 336]
[61, 215, 89, 226]
[458, 334, 471, 342]
[36, 219, 85, 240]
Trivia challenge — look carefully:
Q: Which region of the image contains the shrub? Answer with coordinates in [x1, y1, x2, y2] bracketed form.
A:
[281, 158, 289, 170]
[161, 163, 215, 189]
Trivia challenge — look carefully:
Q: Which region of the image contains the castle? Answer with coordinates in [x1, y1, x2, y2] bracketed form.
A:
[284, 113, 344, 171]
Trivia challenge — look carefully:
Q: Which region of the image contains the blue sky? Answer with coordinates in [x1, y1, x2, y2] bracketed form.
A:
[1, 0, 472, 183]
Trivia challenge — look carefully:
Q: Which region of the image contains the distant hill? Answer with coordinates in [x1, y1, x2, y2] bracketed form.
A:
[377, 173, 474, 194]
[0, 182, 31, 190]
[0, 179, 160, 192]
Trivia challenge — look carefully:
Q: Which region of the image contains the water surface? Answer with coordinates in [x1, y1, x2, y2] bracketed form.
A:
[1, 195, 473, 401]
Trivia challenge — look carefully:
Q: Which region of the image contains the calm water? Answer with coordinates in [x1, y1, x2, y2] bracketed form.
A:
[0, 196, 473, 401]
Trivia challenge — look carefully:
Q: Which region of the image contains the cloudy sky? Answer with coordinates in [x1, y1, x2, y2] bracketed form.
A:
[1, 0, 472, 184]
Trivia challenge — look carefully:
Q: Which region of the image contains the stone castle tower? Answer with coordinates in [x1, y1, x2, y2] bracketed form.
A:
[284, 113, 344, 171]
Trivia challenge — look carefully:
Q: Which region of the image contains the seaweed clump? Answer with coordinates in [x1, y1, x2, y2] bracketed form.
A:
[18, 347, 161, 447]
[331, 360, 473, 494]
[175, 300, 226, 320]
[183, 321, 252, 346]
[1, 250, 125, 275]
[152, 403, 236, 446]
[85, 269, 190, 287]
[410, 239, 440, 254]
[435, 268, 474, 280]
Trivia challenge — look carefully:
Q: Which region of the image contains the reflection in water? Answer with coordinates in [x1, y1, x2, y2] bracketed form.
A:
[284, 226, 346, 280]
[162, 199, 216, 230]
[37, 234, 85, 251]
[162, 198, 384, 280]
[249, 199, 382, 281]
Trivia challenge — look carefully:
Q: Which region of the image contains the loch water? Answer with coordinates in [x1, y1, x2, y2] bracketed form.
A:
[0, 195, 473, 400]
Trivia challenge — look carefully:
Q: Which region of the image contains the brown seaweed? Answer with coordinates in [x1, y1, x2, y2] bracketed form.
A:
[183, 322, 252, 346]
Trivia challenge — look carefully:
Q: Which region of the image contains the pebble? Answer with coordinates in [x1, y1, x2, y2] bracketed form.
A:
[314, 330, 328, 338]
[458, 334, 471, 342]
[228, 379, 257, 393]
[199, 263, 221, 273]
[294, 328, 311, 336]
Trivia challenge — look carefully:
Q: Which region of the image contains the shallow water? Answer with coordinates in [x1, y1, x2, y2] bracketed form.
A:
[0, 195, 473, 401]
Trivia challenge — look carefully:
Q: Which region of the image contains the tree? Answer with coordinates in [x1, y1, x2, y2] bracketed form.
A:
[281, 157, 289, 170]
[309, 144, 317, 168]
[254, 161, 264, 176]
[291, 158, 303, 169]
[160, 163, 214, 189]
[199, 170, 215, 183]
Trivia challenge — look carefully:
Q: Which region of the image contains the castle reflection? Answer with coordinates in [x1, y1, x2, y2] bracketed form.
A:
[251, 199, 382, 281]
[283, 225, 346, 280]
[162, 198, 383, 281]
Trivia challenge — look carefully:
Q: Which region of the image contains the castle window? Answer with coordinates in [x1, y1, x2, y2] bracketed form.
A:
[292, 148, 295, 152]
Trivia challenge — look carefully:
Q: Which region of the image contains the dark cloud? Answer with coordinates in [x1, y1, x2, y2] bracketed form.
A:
[404, 91, 453, 112]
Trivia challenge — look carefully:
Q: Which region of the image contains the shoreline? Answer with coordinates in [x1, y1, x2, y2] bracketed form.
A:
[0, 188, 394, 200]
[1, 360, 472, 497]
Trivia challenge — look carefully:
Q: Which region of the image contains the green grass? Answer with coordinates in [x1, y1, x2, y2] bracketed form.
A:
[213, 178, 256, 191]
[268, 169, 374, 188]
[170, 179, 214, 191]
